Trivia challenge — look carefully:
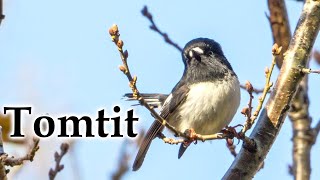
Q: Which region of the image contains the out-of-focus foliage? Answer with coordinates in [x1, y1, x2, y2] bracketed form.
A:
[0, 113, 26, 144]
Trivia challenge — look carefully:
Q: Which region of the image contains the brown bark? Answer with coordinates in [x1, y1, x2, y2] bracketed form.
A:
[222, 1, 320, 179]
[288, 75, 313, 180]
[268, 1, 319, 179]
[267, 0, 292, 68]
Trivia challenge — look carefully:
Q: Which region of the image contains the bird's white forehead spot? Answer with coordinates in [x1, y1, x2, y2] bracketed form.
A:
[189, 47, 204, 57]
[189, 50, 193, 58]
[192, 47, 204, 54]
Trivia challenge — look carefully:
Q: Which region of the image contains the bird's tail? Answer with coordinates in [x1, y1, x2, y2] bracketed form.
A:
[123, 93, 169, 109]
[132, 120, 163, 171]
[178, 143, 191, 159]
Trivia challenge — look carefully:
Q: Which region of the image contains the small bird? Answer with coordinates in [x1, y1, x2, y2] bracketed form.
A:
[126, 38, 240, 171]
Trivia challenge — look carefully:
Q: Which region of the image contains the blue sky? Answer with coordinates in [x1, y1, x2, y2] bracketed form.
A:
[0, 0, 319, 179]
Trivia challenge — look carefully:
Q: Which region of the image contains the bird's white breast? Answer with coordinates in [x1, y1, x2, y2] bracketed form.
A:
[171, 76, 240, 135]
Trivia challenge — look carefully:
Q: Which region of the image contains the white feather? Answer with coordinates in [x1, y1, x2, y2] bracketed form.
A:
[192, 47, 204, 54]
[169, 76, 240, 135]
[188, 47, 204, 58]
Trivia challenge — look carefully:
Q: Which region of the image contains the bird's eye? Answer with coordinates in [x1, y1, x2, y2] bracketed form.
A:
[208, 51, 214, 56]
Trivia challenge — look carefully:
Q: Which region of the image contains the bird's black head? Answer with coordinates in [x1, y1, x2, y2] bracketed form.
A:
[183, 38, 224, 63]
[181, 38, 236, 83]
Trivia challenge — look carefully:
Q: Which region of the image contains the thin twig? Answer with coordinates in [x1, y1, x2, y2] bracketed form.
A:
[112, 130, 145, 180]
[240, 81, 254, 130]
[49, 143, 69, 180]
[240, 44, 281, 135]
[300, 68, 320, 74]
[161, 132, 234, 145]
[0, 127, 7, 180]
[0, 0, 4, 25]
[313, 51, 320, 65]
[288, 74, 313, 180]
[239, 84, 268, 94]
[111, 141, 129, 180]
[0, 127, 40, 179]
[142, 6, 268, 96]
[141, 6, 183, 52]
[109, 24, 184, 138]
[3, 138, 40, 167]
[226, 139, 237, 158]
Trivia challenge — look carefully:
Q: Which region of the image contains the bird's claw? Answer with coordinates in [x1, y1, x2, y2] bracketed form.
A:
[183, 128, 199, 145]
[221, 124, 243, 145]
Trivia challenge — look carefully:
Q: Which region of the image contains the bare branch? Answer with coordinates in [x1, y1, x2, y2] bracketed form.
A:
[313, 50, 320, 65]
[223, 1, 320, 179]
[3, 138, 40, 167]
[267, 0, 320, 179]
[0, 127, 7, 180]
[240, 81, 254, 132]
[0, 132, 40, 180]
[288, 73, 313, 179]
[240, 44, 280, 136]
[111, 130, 145, 180]
[267, 0, 291, 68]
[300, 67, 320, 74]
[142, 6, 269, 96]
[141, 6, 183, 52]
[0, 0, 4, 25]
[109, 24, 185, 138]
[111, 141, 129, 180]
[239, 84, 268, 94]
[49, 143, 69, 180]
[160, 131, 235, 145]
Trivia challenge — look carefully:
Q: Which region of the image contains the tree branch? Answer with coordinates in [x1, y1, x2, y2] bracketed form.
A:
[111, 141, 129, 180]
[267, 0, 292, 68]
[0, 127, 7, 180]
[288, 74, 313, 179]
[3, 138, 40, 167]
[49, 143, 69, 180]
[239, 84, 269, 94]
[0, 0, 4, 26]
[222, 1, 320, 179]
[142, 5, 269, 96]
[0, 126, 40, 179]
[109, 24, 185, 137]
[141, 6, 183, 52]
[313, 50, 320, 64]
[267, 0, 320, 179]
[240, 45, 281, 136]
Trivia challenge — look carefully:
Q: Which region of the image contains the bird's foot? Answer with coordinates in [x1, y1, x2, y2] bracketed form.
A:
[182, 128, 199, 146]
[221, 124, 243, 145]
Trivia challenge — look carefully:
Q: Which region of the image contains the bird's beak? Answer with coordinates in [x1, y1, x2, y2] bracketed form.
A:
[189, 50, 201, 62]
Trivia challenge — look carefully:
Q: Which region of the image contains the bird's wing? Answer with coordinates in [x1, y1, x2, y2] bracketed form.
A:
[159, 84, 189, 119]
[132, 85, 189, 171]
[123, 93, 169, 109]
